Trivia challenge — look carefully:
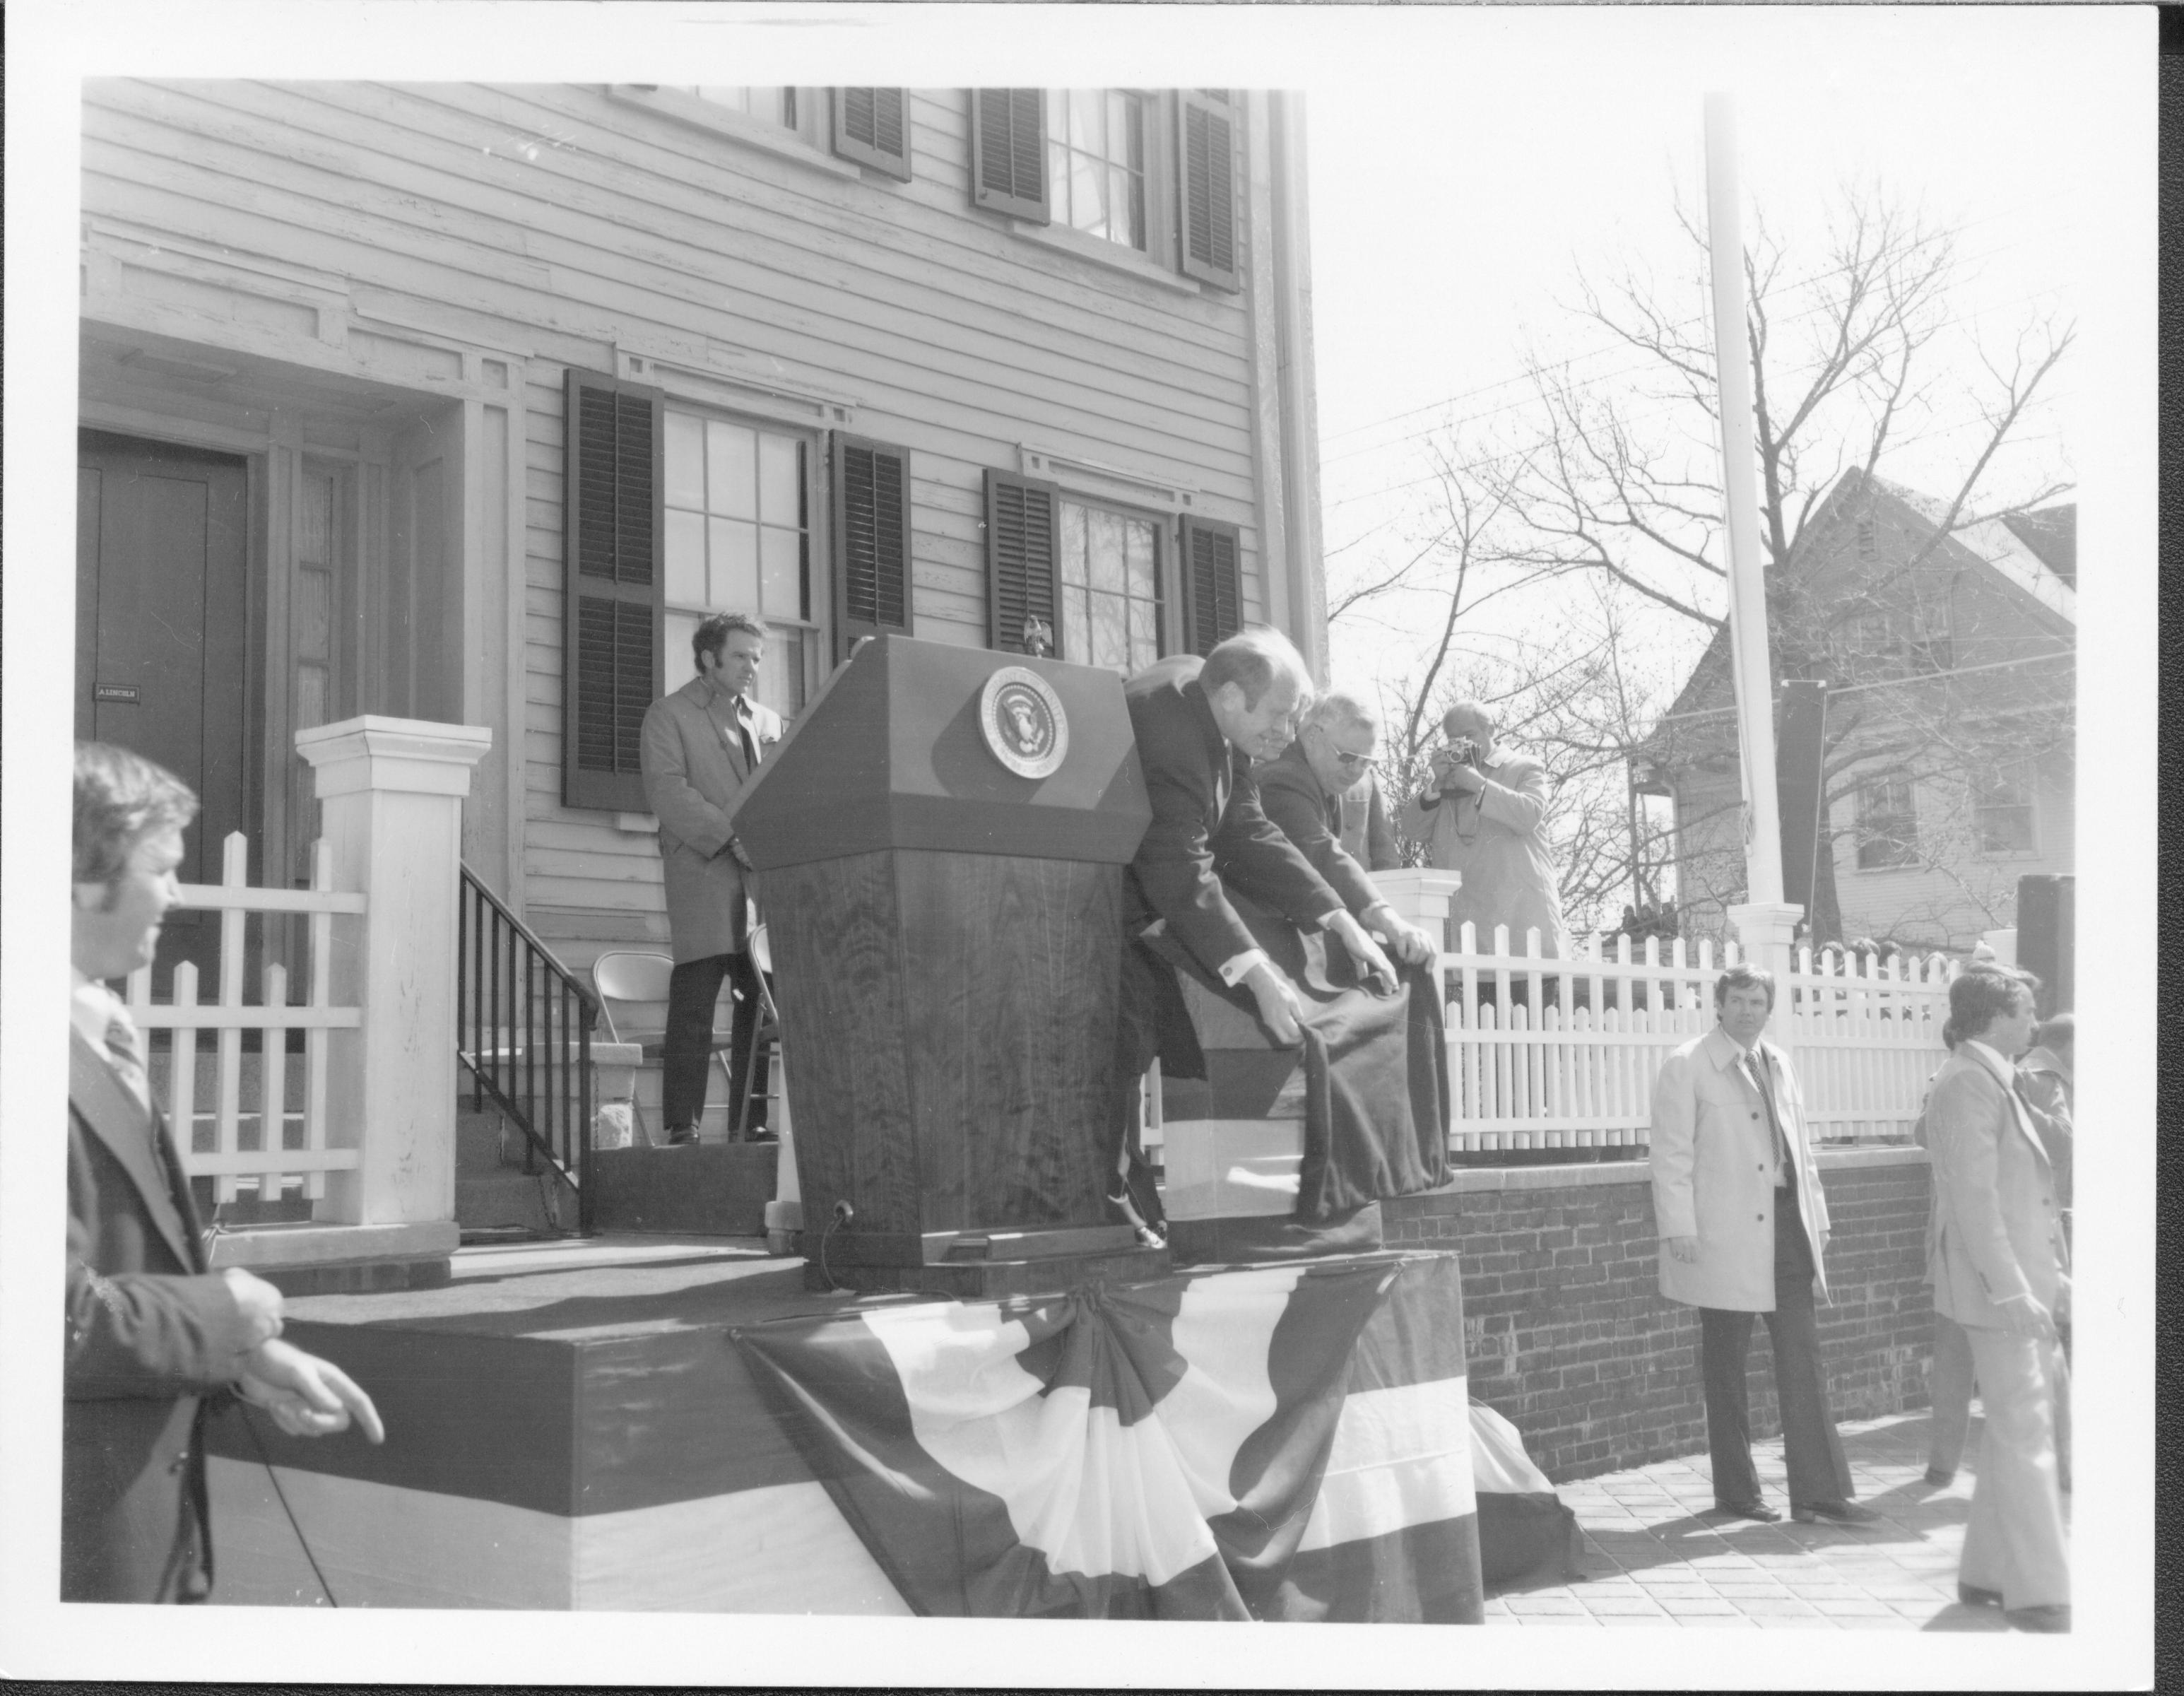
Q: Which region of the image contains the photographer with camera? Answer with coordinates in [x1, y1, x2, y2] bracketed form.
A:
[1400, 701, 1571, 960]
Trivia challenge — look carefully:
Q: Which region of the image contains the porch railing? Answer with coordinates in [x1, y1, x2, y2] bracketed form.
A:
[124, 831, 365, 1213]
[1436, 924, 1956, 1158]
[456, 865, 596, 1234]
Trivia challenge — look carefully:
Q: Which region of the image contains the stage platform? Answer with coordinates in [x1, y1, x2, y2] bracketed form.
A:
[206, 1233, 1487, 1619]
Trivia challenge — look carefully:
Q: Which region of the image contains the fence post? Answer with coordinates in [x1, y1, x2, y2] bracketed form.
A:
[1367, 868, 1463, 948]
[297, 716, 492, 1240]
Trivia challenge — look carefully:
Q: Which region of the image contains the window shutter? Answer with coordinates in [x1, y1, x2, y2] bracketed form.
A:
[832, 88, 912, 180]
[984, 469, 1061, 656]
[562, 367, 663, 813]
[832, 434, 914, 656]
[1177, 89, 1240, 292]
[970, 89, 1048, 223]
[1181, 515, 1242, 656]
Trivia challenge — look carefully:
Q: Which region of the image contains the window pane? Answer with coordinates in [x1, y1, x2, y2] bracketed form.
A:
[759, 526, 802, 617]
[666, 510, 708, 605]
[694, 86, 754, 114]
[666, 411, 706, 510]
[710, 517, 760, 610]
[761, 627, 808, 717]
[757, 433, 800, 526]
[1128, 597, 1157, 666]
[1059, 501, 1089, 587]
[1090, 590, 1128, 671]
[1087, 507, 1126, 594]
[707, 420, 757, 519]
[1123, 517, 1156, 598]
[1071, 151, 1109, 237]
[1053, 582, 1082, 664]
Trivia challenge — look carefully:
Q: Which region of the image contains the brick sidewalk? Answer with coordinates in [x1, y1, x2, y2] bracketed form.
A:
[1485, 1410, 2063, 1630]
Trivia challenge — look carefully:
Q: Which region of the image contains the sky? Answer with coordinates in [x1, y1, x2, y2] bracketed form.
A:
[0, 6, 2156, 1690]
[1302, 7, 2108, 719]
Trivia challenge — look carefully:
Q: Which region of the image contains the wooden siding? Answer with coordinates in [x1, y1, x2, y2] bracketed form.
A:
[83, 81, 1290, 958]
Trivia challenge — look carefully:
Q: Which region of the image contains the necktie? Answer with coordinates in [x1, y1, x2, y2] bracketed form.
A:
[104, 1007, 153, 1117]
[733, 697, 759, 770]
[1745, 1050, 1794, 1178]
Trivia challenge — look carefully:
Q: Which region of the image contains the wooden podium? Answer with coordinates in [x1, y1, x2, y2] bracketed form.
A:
[725, 635, 1165, 1295]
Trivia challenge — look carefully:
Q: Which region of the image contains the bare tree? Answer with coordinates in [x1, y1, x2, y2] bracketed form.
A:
[1329, 184, 2074, 948]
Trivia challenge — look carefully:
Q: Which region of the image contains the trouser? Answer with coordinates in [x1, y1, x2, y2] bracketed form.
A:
[1103, 940, 1180, 1235]
[661, 950, 769, 1133]
[1928, 1310, 2072, 1489]
[1699, 1190, 1854, 1509]
[1958, 1324, 2070, 1611]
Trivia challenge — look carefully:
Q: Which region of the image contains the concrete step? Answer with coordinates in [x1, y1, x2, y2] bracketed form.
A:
[454, 1167, 566, 1237]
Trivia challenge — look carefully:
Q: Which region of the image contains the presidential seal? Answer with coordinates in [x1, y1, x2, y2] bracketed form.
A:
[979, 666, 1068, 779]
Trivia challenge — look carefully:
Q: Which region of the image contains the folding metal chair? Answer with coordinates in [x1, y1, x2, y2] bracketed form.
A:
[731, 924, 784, 1142]
[590, 950, 734, 1146]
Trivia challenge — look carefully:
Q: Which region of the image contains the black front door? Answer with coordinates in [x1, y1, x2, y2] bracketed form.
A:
[76, 429, 252, 990]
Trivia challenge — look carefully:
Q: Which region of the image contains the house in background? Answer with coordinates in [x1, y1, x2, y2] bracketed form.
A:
[77, 83, 1326, 999]
[1636, 469, 2075, 956]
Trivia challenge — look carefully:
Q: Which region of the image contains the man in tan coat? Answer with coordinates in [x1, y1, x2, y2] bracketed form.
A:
[639, 613, 783, 1144]
[1923, 968, 2070, 1631]
[1650, 966, 1870, 1525]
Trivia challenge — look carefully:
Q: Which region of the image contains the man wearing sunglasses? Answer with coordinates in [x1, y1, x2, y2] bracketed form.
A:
[1257, 692, 1439, 972]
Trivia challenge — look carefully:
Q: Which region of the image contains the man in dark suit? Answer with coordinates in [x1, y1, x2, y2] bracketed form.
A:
[1256, 690, 1436, 968]
[640, 613, 785, 1144]
[1109, 631, 1403, 1240]
[68, 742, 382, 1602]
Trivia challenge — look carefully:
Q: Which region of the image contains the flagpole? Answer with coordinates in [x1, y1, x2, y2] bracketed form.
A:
[1704, 93, 1802, 972]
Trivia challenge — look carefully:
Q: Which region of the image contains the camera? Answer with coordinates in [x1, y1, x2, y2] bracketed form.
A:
[1443, 737, 1482, 768]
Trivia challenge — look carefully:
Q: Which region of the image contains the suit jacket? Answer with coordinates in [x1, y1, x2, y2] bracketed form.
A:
[1255, 740, 1386, 917]
[1650, 1026, 1832, 1311]
[639, 677, 784, 962]
[1398, 749, 1570, 956]
[65, 1031, 257, 1601]
[1923, 1043, 2066, 1328]
[1121, 656, 1344, 973]
[1338, 769, 1400, 871]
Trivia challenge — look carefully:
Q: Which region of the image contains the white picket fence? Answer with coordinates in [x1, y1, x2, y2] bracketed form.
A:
[124, 831, 365, 1206]
[1440, 925, 1956, 1156]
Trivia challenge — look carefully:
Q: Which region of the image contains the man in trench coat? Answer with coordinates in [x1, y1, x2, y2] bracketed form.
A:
[1650, 965, 1870, 1525]
[639, 613, 784, 1143]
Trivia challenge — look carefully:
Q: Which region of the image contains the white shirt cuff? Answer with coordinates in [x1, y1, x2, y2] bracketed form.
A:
[1218, 948, 1271, 987]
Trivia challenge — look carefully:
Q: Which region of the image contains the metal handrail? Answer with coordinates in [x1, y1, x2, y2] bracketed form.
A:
[457, 864, 597, 1234]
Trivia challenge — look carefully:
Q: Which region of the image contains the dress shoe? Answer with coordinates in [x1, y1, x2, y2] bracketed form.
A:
[665, 1123, 701, 1146]
[1708, 1500, 1781, 1523]
[1923, 1466, 1956, 1487]
[2004, 1603, 2070, 1633]
[1791, 1500, 1881, 1525]
[1957, 1582, 2004, 1609]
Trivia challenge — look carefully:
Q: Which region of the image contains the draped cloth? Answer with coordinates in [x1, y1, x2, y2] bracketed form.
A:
[731, 1252, 1484, 1622]
[1140, 888, 1451, 1224]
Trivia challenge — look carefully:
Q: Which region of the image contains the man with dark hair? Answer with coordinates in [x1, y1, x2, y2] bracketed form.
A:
[1109, 629, 1401, 1240]
[68, 742, 382, 1602]
[1924, 968, 2070, 1631]
[639, 612, 783, 1144]
[1650, 964, 1871, 1526]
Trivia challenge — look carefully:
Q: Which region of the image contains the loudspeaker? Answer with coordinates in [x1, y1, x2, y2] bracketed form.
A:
[2015, 874, 2074, 1018]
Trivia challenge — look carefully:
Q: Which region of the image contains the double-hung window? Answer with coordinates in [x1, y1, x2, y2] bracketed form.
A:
[970, 89, 1240, 291]
[1854, 777, 1920, 871]
[662, 408, 817, 717]
[1048, 91, 1147, 252]
[1973, 764, 2036, 856]
[1055, 497, 1162, 673]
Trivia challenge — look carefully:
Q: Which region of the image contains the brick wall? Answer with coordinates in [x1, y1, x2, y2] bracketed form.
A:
[1383, 1148, 1934, 1483]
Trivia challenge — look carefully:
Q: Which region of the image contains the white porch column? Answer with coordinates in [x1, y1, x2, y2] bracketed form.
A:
[1728, 900, 1801, 989]
[1370, 868, 1463, 948]
[297, 716, 491, 1237]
